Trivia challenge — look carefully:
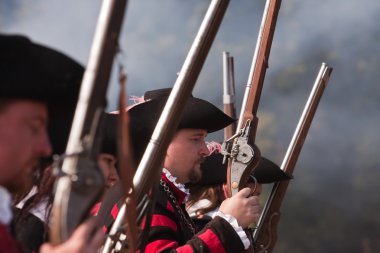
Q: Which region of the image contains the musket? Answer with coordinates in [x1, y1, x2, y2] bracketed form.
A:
[102, 0, 230, 252]
[222, 0, 282, 200]
[221, 0, 282, 251]
[253, 63, 333, 253]
[50, 0, 129, 244]
[223, 51, 237, 139]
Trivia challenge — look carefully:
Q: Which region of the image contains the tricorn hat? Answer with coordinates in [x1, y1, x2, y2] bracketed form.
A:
[196, 152, 292, 185]
[128, 88, 235, 134]
[127, 88, 235, 163]
[0, 34, 84, 154]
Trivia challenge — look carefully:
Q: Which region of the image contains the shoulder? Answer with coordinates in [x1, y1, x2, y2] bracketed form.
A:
[0, 223, 22, 253]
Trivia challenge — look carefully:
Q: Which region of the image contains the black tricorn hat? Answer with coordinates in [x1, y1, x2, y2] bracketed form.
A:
[196, 152, 292, 185]
[101, 112, 153, 165]
[128, 88, 236, 134]
[100, 113, 117, 156]
[0, 34, 84, 154]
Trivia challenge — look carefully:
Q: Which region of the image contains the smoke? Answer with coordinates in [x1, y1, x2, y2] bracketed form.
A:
[2, 0, 380, 251]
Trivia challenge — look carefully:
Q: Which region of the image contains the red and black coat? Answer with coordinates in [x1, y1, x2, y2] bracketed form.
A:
[96, 173, 245, 253]
[140, 173, 245, 253]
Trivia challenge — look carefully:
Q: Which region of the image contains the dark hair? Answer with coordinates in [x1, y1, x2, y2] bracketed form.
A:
[12, 165, 56, 247]
[187, 184, 225, 216]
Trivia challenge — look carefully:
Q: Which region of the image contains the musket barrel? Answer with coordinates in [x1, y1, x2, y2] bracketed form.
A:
[64, 0, 128, 162]
[223, 51, 237, 139]
[223, 52, 233, 104]
[280, 63, 332, 171]
[237, 0, 282, 134]
[133, 0, 230, 203]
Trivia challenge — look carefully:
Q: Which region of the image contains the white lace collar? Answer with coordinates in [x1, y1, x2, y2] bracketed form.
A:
[162, 168, 190, 197]
[0, 186, 12, 225]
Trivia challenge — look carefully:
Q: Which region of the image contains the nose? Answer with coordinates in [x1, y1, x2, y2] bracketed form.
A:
[109, 167, 119, 180]
[36, 130, 53, 157]
[200, 141, 210, 156]
[106, 169, 119, 188]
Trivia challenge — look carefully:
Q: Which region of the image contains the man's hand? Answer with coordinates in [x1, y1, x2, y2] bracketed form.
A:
[219, 187, 260, 228]
[40, 218, 103, 253]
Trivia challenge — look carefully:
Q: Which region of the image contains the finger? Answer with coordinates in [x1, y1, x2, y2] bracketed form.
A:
[236, 187, 252, 198]
[246, 195, 260, 205]
[71, 217, 99, 241]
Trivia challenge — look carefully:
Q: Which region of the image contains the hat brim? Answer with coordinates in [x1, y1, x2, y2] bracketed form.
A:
[194, 153, 292, 186]
[128, 97, 235, 134]
[253, 157, 293, 184]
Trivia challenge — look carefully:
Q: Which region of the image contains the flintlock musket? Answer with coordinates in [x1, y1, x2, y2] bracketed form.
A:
[253, 63, 333, 253]
[220, 0, 282, 251]
[50, 0, 129, 244]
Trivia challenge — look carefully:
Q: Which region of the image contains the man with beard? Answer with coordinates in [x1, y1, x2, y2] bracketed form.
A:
[0, 34, 102, 253]
[123, 88, 261, 253]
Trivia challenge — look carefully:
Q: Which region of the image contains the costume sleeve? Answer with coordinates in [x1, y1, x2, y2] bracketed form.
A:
[142, 203, 245, 253]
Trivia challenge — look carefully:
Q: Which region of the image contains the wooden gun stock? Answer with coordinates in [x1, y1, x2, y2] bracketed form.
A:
[117, 73, 138, 253]
[253, 63, 333, 253]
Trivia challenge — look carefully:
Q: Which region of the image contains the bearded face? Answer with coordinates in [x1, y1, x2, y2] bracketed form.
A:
[164, 129, 209, 184]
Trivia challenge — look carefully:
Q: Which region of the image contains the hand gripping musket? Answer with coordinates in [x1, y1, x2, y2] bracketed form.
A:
[221, 0, 282, 251]
[253, 63, 333, 253]
[223, 51, 237, 139]
[50, 0, 129, 244]
[101, 0, 230, 252]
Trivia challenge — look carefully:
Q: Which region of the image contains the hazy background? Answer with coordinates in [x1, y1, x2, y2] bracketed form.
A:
[1, 0, 380, 252]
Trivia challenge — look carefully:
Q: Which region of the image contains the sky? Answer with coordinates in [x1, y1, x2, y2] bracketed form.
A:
[1, 0, 380, 251]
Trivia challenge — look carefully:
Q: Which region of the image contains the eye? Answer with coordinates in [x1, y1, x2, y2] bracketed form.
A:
[28, 121, 44, 135]
[190, 135, 207, 145]
[104, 156, 117, 167]
[190, 136, 202, 143]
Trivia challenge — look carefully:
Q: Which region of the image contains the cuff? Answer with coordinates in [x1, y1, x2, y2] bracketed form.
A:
[214, 210, 250, 249]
